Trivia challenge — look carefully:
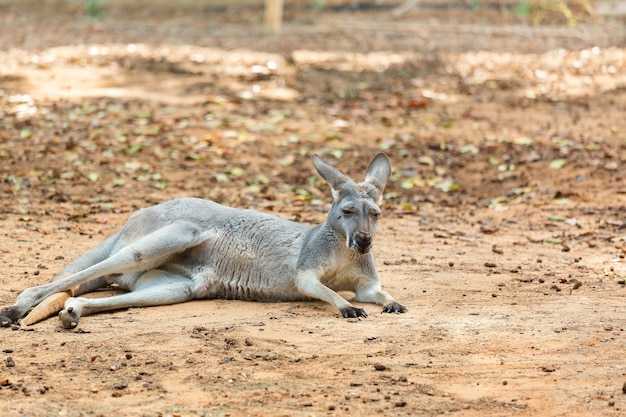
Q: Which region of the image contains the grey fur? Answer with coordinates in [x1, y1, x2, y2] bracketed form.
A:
[1, 153, 406, 328]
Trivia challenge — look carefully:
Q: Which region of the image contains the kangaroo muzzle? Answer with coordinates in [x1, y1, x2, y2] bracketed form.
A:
[351, 231, 373, 254]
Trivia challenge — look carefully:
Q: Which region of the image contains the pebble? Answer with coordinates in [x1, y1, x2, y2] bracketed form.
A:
[374, 363, 387, 371]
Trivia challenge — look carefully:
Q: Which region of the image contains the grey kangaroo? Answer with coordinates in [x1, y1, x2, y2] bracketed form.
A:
[1, 153, 406, 329]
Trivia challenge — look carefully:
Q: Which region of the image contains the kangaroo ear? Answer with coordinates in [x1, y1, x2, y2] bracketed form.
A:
[312, 154, 352, 200]
[364, 153, 391, 203]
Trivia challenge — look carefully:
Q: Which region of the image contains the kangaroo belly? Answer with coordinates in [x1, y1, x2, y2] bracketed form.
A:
[190, 266, 307, 302]
[168, 213, 310, 302]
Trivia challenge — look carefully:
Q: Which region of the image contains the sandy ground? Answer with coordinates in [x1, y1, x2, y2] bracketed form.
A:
[2, 2, 626, 416]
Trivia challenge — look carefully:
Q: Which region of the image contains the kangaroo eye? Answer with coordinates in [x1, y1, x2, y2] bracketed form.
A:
[342, 207, 356, 215]
[371, 210, 381, 218]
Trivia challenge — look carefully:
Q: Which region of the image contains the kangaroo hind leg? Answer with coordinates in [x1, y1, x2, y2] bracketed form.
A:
[2, 220, 207, 327]
[59, 269, 195, 329]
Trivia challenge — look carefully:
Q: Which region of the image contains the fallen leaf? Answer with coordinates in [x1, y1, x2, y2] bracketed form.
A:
[279, 154, 295, 167]
[417, 155, 434, 166]
[549, 159, 567, 170]
[546, 237, 564, 244]
[548, 215, 565, 222]
[459, 144, 479, 154]
[87, 172, 100, 182]
[20, 128, 32, 139]
[126, 144, 146, 154]
[434, 178, 462, 193]
[514, 136, 533, 145]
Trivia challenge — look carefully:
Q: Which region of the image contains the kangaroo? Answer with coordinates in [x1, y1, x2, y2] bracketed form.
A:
[0, 153, 407, 329]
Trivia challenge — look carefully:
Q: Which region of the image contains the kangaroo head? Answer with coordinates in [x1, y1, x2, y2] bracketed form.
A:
[312, 153, 391, 254]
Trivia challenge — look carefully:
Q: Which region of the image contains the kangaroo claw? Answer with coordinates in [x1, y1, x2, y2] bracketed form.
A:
[340, 306, 368, 318]
[382, 302, 407, 314]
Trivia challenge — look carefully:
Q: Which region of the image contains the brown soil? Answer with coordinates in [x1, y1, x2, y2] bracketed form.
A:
[2, 3, 626, 416]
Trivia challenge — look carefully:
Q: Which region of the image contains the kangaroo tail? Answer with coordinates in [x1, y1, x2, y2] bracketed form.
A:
[20, 291, 71, 326]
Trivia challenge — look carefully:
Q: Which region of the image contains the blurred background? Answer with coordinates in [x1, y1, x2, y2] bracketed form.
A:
[0, 0, 624, 221]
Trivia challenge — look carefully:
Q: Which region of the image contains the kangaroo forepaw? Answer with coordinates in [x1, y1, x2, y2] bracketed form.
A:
[382, 302, 407, 314]
[59, 307, 80, 329]
[340, 306, 368, 318]
[0, 307, 22, 327]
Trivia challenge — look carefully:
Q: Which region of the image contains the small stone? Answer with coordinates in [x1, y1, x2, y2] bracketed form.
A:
[374, 363, 387, 371]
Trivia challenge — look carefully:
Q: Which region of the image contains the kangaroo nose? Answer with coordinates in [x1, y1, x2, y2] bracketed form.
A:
[354, 232, 372, 253]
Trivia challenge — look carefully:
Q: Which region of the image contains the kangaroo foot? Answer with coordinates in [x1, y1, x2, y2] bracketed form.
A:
[59, 307, 80, 329]
[382, 302, 407, 314]
[340, 306, 368, 318]
[0, 307, 22, 327]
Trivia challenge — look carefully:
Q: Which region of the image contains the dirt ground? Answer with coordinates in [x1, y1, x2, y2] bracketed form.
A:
[2, 2, 626, 416]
